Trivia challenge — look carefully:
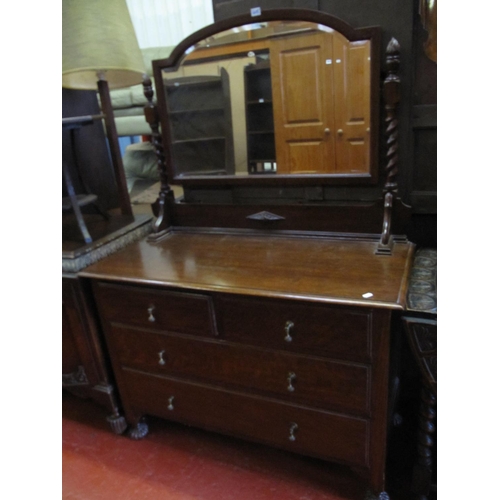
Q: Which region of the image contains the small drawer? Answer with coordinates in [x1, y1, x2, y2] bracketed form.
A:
[94, 282, 217, 337]
[109, 326, 370, 415]
[121, 368, 369, 467]
[217, 295, 372, 362]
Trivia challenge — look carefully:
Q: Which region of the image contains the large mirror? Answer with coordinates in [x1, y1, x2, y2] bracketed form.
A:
[153, 10, 381, 186]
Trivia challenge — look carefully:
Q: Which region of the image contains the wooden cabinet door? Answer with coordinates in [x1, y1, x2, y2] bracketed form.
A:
[333, 34, 371, 173]
[270, 31, 371, 175]
[270, 32, 335, 174]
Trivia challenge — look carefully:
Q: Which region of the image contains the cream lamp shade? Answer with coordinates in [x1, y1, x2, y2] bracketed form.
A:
[62, 0, 145, 90]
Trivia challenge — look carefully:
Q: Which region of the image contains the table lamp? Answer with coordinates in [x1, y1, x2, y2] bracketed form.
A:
[62, 0, 146, 216]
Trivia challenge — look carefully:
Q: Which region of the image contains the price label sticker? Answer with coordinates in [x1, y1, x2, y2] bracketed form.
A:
[251, 7, 261, 17]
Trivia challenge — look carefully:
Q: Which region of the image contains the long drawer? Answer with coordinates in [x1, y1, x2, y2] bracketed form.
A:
[217, 295, 373, 362]
[94, 282, 217, 337]
[121, 368, 369, 467]
[109, 325, 370, 415]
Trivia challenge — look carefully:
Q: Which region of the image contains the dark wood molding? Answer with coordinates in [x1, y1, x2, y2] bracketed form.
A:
[170, 198, 410, 235]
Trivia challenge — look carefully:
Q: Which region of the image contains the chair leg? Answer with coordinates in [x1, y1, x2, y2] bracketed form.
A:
[63, 161, 93, 244]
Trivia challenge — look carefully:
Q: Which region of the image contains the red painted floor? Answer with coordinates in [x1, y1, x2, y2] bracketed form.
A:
[62, 392, 413, 500]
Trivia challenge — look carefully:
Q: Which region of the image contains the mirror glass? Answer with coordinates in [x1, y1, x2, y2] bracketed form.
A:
[161, 20, 374, 179]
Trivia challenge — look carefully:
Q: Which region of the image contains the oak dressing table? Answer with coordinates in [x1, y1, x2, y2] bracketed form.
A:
[80, 9, 415, 499]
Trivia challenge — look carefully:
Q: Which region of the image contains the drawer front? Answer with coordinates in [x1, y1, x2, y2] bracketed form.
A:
[94, 282, 217, 337]
[121, 368, 369, 467]
[109, 326, 370, 415]
[217, 295, 372, 362]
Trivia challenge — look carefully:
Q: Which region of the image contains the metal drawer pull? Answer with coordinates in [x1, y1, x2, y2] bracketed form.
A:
[284, 321, 294, 342]
[147, 305, 156, 322]
[289, 422, 298, 441]
[158, 350, 166, 366]
[167, 396, 174, 411]
[287, 372, 296, 392]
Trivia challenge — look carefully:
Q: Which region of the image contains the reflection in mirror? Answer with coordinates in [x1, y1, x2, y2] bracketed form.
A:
[161, 21, 372, 178]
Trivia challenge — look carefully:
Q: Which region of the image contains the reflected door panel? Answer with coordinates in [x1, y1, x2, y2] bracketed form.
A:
[333, 35, 371, 173]
[270, 32, 335, 174]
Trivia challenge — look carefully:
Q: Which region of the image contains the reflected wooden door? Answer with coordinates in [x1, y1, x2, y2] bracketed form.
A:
[333, 34, 371, 174]
[270, 32, 335, 174]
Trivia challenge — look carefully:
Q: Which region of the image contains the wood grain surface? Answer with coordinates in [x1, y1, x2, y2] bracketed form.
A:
[81, 231, 414, 309]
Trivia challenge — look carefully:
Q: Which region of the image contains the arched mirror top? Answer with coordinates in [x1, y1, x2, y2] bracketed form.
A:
[151, 9, 382, 187]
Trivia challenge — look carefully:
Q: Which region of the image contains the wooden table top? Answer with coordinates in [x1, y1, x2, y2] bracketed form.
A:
[81, 230, 415, 309]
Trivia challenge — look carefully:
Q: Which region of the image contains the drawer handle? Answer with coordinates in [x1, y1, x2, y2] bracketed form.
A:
[158, 350, 166, 366]
[167, 396, 174, 411]
[284, 321, 294, 342]
[287, 372, 296, 392]
[147, 305, 156, 323]
[289, 422, 298, 442]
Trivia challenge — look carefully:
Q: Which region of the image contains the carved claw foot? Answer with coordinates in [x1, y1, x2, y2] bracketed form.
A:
[365, 490, 390, 500]
[106, 413, 127, 435]
[128, 421, 149, 440]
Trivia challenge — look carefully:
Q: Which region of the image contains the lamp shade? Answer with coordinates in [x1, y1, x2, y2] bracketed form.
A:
[62, 0, 145, 90]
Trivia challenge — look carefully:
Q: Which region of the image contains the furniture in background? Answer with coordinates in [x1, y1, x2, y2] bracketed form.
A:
[165, 70, 235, 176]
[63, 213, 153, 433]
[105, 46, 174, 194]
[78, 10, 417, 500]
[244, 61, 276, 174]
[109, 46, 175, 137]
[63, 273, 125, 433]
[122, 141, 160, 194]
[62, 90, 155, 432]
[62, 0, 157, 429]
[403, 248, 437, 500]
[62, 115, 109, 244]
[62, 0, 146, 216]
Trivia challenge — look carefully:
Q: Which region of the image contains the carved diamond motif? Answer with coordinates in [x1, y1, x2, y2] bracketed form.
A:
[246, 211, 285, 221]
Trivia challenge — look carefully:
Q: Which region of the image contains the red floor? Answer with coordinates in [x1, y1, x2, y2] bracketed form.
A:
[62, 392, 412, 500]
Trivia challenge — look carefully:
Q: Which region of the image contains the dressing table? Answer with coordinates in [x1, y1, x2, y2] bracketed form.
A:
[80, 9, 415, 499]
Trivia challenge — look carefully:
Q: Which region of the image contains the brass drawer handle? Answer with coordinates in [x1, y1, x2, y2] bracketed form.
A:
[284, 321, 294, 342]
[287, 372, 296, 392]
[158, 350, 166, 366]
[148, 305, 156, 322]
[289, 422, 298, 442]
[167, 396, 174, 411]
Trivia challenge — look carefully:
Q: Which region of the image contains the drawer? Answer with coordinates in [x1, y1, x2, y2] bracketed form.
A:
[109, 326, 370, 415]
[94, 282, 217, 338]
[121, 368, 369, 467]
[217, 295, 372, 362]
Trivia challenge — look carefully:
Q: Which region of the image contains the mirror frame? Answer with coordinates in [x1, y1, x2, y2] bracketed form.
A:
[151, 9, 382, 188]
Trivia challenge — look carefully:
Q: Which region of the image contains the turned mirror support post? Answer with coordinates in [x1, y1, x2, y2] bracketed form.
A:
[377, 38, 401, 256]
[143, 77, 175, 236]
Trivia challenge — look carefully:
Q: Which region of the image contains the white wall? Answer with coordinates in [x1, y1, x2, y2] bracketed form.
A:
[126, 0, 214, 49]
